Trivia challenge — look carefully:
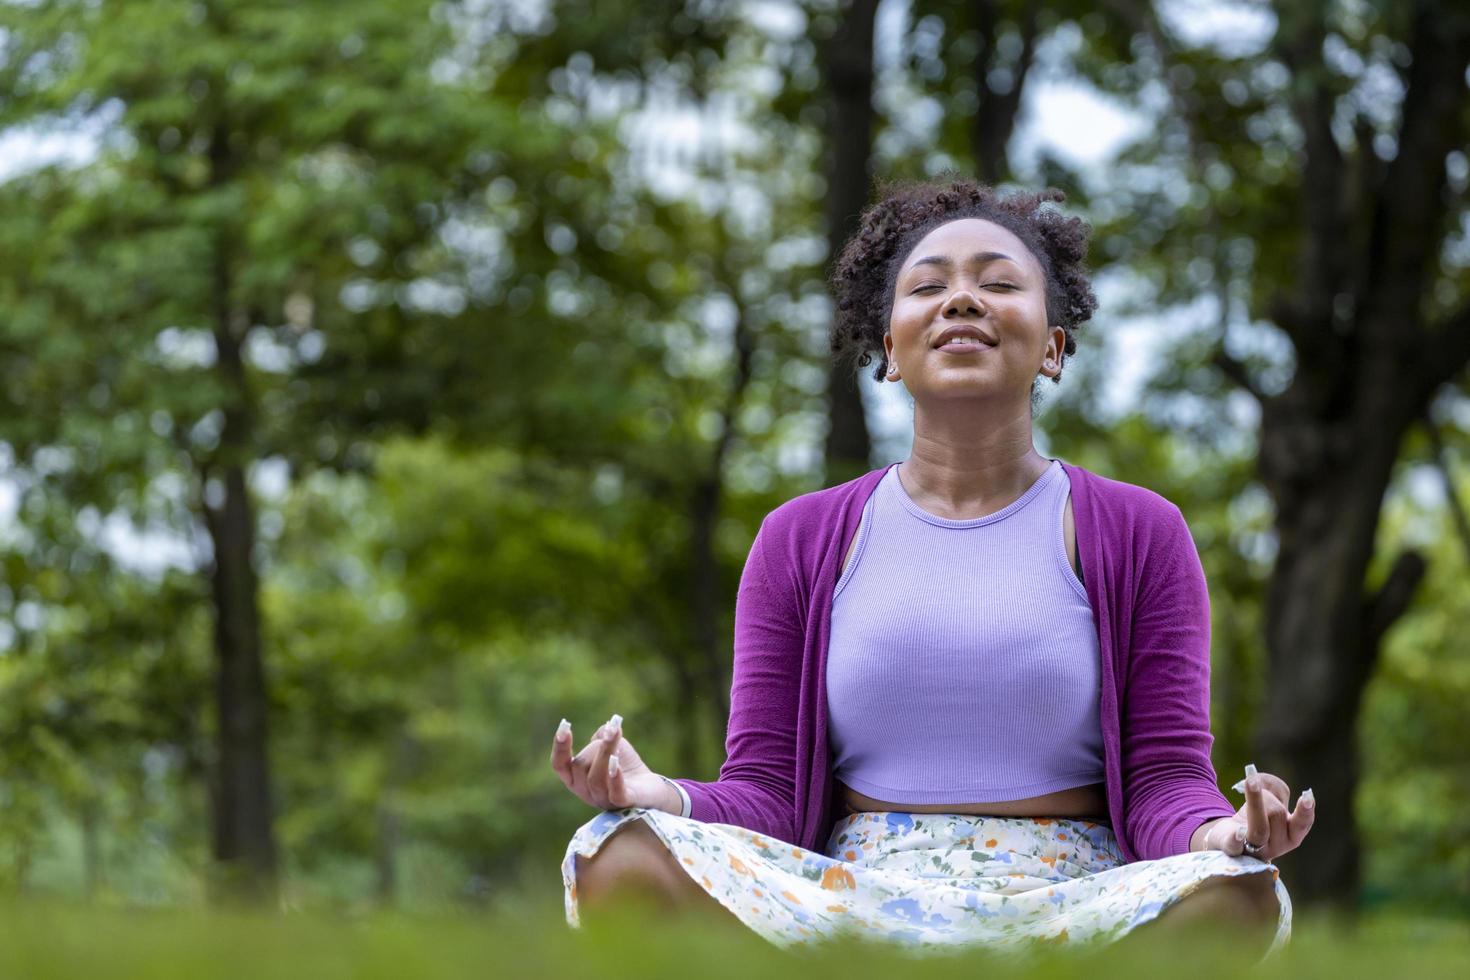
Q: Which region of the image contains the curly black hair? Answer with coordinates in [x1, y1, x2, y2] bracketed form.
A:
[829, 174, 1098, 401]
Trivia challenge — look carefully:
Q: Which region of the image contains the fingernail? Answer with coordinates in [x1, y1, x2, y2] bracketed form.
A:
[1244, 763, 1258, 779]
[609, 755, 620, 777]
[1234, 824, 1246, 842]
[607, 713, 623, 732]
[556, 718, 571, 741]
[1247, 778, 1259, 792]
[1301, 787, 1314, 809]
[1231, 779, 1247, 794]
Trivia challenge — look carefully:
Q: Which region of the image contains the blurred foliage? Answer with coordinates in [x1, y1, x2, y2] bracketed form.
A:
[0, 0, 1465, 919]
[1358, 450, 1470, 915]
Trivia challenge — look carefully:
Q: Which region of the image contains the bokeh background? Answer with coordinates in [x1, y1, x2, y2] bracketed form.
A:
[0, 0, 1466, 928]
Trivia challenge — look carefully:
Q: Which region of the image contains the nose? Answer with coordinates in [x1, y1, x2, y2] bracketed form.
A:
[945, 288, 984, 318]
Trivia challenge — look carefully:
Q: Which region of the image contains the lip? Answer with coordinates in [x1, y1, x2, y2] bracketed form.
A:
[932, 324, 999, 348]
[936, 341, 997, 354]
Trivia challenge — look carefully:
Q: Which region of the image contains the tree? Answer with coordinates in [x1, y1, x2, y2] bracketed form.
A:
[0, 0, 527, 901]
[1067, 0, 1470, 910]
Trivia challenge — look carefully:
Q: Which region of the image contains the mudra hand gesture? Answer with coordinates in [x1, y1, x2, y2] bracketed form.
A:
[550, 714, 682, 813]
[1195, 764, 1315, 860]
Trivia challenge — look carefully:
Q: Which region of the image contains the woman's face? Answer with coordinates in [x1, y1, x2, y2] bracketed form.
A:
[884, 217, 1064, 404]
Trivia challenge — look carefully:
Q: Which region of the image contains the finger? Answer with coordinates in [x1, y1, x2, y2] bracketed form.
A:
[1285, 787, 1316, 849]
[1265, 794, 1291, 851]
[1245, 775, 1270, 851]
[551, 718, 574, 786]
[586, 726, 612, 806]
[606, 746, 624, 806]
[567, 724, 607, 800]
[572, 724, 608, 766]
[1212, 819, 1245, 856]
[1256, 772, 1290, 807]
[603, 724, 624, 796]
[1226, 820, 1248, 856]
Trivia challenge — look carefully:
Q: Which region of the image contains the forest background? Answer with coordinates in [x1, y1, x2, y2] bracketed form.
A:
[0, 0, 1467, 925]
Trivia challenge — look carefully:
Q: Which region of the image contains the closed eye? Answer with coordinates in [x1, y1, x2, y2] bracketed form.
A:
[913, 282, 1018, 293]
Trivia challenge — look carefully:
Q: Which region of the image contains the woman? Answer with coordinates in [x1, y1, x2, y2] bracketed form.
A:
[550, 177, 1315, 959]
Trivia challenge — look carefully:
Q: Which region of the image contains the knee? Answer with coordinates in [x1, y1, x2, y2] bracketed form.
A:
[1219, 871, 1279, 928]
[1181, 871, 1280, 932]
[574, 819, 670, 902]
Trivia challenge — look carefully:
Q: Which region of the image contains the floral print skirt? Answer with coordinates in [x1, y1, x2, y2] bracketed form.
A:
[563, 807, 1291, 960]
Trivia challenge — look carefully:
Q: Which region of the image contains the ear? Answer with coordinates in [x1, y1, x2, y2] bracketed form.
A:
[883, 331, 897, 375]
[1039, 325, 1066, 379]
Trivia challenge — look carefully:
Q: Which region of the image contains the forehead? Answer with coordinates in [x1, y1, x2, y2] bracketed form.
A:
[899, 218, 1040, 278]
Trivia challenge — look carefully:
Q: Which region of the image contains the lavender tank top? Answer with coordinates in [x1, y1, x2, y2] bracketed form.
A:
[826, 459, 1105, 803]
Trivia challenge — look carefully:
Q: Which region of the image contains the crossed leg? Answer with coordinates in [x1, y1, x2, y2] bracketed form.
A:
[574, 819, 748, 932]
[577, 821, 1281, 958]
[1117, 870, 1280, 957]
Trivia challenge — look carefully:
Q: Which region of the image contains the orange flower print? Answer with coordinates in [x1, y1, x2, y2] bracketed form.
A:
[820, 865, 857, 891]
[728, 854, 755, 877]
[782, 890, 803, 905]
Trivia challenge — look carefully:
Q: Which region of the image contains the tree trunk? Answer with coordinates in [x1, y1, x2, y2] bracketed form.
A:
[203, 458, 278, 903]
[821, 0, 880, 485]
[1214, 0, 1470, 914]
[967, 0, 1037, 185]
[689, 241, 756, 750]
[202, 217, 278, 902]
[672, 660, 703, 777]
[1254, 373, 1429, 912]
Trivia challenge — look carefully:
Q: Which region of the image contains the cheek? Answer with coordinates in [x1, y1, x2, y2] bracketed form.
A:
[889, 299, 931, 337]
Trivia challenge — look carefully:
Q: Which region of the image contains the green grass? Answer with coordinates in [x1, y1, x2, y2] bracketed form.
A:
[0, 895, 1465, 978]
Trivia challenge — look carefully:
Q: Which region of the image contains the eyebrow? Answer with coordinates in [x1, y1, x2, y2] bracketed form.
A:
[905, 251, 1018, 273]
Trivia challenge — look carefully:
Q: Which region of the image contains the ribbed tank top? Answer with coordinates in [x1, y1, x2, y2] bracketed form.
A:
[826, 459, 1105, 803]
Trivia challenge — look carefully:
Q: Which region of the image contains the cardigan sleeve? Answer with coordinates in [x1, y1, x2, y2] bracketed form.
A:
[1120, 502, 1238, 859]
[671, 519, 803, 843]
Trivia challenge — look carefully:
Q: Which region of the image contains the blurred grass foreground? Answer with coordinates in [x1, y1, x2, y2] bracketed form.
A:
[1, 899, 1467, 980]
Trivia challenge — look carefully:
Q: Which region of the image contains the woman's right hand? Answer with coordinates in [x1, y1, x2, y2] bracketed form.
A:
[550, 715, 681, 813]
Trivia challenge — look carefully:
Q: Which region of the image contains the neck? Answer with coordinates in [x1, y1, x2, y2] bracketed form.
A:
[899, 399, 1049, 516]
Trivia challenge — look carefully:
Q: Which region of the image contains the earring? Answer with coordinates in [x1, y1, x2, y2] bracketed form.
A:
[888, 361, 899, 377]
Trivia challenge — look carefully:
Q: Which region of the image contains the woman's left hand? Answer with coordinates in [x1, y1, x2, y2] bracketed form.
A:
[1196, 770, 1315, 860]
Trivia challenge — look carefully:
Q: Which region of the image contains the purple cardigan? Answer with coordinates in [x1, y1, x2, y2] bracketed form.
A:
[672, 461, 1237, 863]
